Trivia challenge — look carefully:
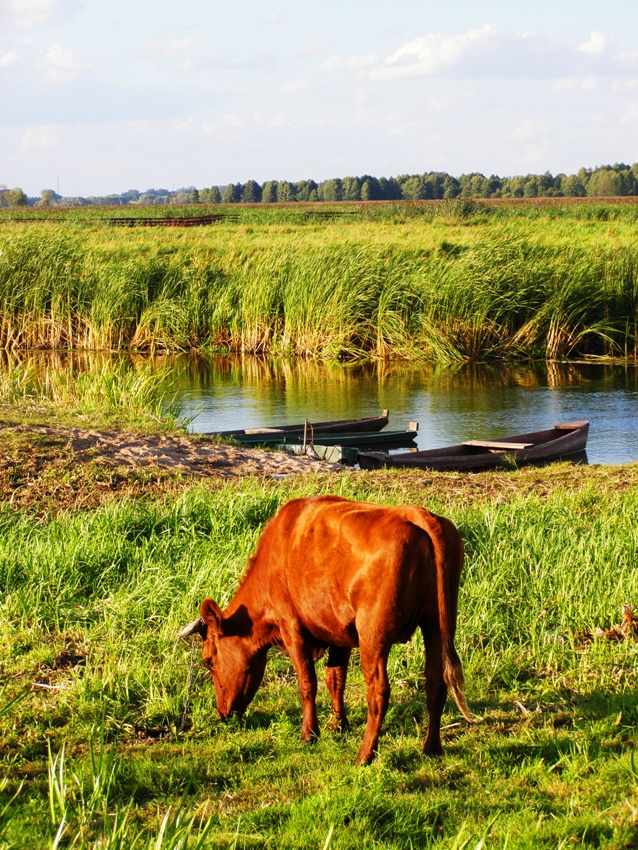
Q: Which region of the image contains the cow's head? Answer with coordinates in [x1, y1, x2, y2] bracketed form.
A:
[179, 598, 267, 720]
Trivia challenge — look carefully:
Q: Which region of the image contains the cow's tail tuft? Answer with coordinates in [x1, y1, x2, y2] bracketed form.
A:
[443, 642, 472, 722]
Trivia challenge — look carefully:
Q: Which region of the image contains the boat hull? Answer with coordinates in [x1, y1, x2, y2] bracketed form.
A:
[358, 421, 589, 472]
[206, 411, 390, 444]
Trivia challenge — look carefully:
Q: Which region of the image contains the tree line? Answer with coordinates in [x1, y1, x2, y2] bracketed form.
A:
[3, 162, 638, 208]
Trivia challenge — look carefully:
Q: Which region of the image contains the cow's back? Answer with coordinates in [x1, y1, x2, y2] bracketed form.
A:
[254, 496, 446, 647]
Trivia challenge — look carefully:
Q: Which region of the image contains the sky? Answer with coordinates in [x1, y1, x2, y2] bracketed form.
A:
[2, 0, 638, 197]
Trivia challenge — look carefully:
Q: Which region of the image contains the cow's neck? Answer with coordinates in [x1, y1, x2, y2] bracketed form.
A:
[223, 568, 280, 649]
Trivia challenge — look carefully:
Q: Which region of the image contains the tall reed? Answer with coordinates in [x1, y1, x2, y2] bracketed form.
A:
[1, 211, 637, 361]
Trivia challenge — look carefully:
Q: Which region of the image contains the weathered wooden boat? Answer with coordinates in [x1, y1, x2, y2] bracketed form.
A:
[207, 411, 390, 445]
[269, 423, 418, 450]
[358, 421, 589, 472]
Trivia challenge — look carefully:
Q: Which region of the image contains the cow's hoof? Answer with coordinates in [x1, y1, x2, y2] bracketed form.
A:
[327, 715, 351, 733]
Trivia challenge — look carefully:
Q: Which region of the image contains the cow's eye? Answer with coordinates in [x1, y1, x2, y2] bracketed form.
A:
[203, 658, 213, 670]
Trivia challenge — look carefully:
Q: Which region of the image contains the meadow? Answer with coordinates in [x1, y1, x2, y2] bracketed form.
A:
[2, 461, 638, 849]
[1, 199, 638, 362]
[2, 203, 638, 848]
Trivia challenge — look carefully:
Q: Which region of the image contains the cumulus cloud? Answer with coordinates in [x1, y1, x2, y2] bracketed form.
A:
[371, 24, 498, 80]
[0, 0, 79, 29]
[578, 31, 614, 56]
[41, 43, 90, 83]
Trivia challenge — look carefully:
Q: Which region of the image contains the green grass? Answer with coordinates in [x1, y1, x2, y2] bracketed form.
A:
[2, 470, 638, 848]
[1, 201, 638, 360]
[0, 356, 184, 430]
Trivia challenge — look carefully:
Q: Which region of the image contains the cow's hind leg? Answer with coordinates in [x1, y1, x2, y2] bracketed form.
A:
[325, 646, 351, 732]
[355, 645, 391, 765]
[421, 626, 447, 756]
[280, 622, 320, 743]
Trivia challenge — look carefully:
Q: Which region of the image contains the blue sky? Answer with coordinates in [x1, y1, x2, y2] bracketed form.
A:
[2, 0, 638, 196]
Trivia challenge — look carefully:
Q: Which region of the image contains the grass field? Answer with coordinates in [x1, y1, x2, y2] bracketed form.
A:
[2, 455, 638, 848]
[1, 199, 637, 361]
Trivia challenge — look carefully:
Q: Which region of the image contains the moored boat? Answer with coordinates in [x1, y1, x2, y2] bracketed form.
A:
[358, 421, 589, 472]
[206, 411, 390, 445]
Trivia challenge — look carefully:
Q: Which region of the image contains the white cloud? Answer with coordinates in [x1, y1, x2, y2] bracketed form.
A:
[0, 48, 18, 67]
[371, 24, 498, 80]
[281, 77, 311, 93]
[0, 0, 79, 29]
[578, 31, 614, 56]
[41, 43, 89, 83]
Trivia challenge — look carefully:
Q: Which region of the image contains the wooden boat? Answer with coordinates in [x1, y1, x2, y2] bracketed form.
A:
[358, 421, 589, 472]
[270, 423, 418, 450]
[207, 411, 390, 445]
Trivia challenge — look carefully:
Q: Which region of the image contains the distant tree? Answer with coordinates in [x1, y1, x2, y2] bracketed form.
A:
[459, 173, 490, 198]
[191, 187, 200, 204]
[261, 182, 277, 203]
[401, 175, 427, 200]
[341, 176, 361, 201]
[587, 168, 623, 197]
[241, 180, 262, 203]
[319, 178, 343, 201]
[38, 189, 57, 208]
[276, 181, 295, 202]
[222, 183, 241, 203]
[200, 186, 221, 203]
[441, 175, 461, 199]
[377, 177, 401, 200]
[7, 187, 27, 207]
[294, 179, 319, 202]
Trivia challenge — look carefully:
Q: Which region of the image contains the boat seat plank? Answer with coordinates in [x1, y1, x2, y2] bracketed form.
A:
[462, 440, 534, 450]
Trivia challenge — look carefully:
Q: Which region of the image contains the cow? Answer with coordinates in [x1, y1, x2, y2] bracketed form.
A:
[179, 495, 471, 764]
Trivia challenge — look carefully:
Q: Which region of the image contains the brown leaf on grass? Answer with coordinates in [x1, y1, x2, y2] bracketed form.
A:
[575, 604, 638, 648]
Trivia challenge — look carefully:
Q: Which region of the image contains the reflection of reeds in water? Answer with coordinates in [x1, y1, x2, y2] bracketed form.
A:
[1, 220, 638, 361]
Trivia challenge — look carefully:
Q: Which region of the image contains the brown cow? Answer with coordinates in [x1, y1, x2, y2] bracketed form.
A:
[179, 495, 471, 764]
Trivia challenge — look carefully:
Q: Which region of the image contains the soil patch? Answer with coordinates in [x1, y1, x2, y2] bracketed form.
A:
[0, 422, 342, 513]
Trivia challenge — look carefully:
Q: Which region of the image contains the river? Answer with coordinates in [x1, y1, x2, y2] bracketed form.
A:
[164, 356, 638, 466]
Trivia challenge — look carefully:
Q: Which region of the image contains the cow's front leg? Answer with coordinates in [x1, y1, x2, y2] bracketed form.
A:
[325, 646, 351, 731]
[355, 645, 391, 765]
[281, 623, 320, 742]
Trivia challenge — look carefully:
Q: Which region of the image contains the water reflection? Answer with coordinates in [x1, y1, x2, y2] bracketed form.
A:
[2, 352, 636, 465]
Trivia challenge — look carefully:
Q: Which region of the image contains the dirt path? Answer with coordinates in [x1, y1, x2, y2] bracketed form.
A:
[0, 422, 342, 513]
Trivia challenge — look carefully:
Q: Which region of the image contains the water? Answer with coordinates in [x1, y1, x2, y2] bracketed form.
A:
[167, 356, 638, 466]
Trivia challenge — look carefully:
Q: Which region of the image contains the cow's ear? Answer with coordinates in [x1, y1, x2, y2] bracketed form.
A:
[200, 598, 225, 634]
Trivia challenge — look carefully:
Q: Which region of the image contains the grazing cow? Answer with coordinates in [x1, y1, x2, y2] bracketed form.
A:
[179, 495, 471, 764]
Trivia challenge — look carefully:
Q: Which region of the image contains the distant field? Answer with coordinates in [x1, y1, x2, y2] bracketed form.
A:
[1, 199, 637, 360]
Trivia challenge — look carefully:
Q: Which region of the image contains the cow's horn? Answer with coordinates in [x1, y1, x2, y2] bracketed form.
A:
[178, 617, 206, 638]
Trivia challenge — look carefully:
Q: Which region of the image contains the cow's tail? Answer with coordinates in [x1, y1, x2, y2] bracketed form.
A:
[413, 510, 472, 722]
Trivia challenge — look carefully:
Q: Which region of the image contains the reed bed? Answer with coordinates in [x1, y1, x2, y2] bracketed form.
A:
[1, 206, 638, 360]
[1, 472, 638, 847]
